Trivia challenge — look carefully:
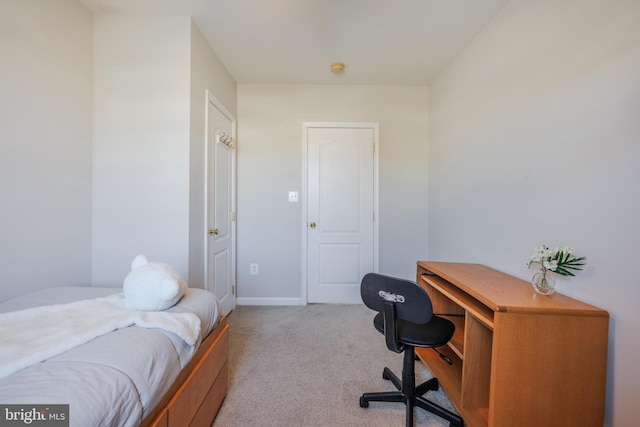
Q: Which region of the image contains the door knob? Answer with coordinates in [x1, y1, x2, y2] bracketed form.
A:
[310, 222, 317, 229]
[209, 228, 219, 235]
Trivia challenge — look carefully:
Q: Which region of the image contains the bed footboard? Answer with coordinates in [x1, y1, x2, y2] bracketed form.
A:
[142, 316, 229, 427]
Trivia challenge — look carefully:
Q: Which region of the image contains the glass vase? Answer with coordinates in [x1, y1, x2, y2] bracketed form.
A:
[532, 271, 556, 295]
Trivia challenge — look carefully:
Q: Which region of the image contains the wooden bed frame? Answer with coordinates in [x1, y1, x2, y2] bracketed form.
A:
[141, 315, 229, 427]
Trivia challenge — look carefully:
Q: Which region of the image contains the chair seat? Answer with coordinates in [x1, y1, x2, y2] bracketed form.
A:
[373, 313, 455, 348]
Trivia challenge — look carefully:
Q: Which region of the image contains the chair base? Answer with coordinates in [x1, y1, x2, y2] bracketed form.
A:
[359, 347, 463, 427]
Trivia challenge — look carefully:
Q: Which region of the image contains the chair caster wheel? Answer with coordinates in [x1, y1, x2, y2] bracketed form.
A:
[359, 396, 369, 408]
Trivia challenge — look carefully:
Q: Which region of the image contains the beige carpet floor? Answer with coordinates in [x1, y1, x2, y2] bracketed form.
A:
[211, 304, 460, 426]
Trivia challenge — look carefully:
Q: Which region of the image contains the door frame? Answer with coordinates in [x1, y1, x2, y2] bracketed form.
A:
[301, 122, 379, 304]
[204, 90, 237, 313]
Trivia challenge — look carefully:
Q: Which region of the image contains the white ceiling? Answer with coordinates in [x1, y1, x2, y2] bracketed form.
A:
[79, 0, 509, 85]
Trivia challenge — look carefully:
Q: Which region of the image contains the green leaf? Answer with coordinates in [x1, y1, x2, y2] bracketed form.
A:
[554, 267, 575, 276]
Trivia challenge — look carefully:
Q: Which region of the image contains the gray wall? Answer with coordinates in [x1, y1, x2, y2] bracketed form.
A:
[92, 15, 192, 286]
[1, 4, 237, 300]
[92, 15, 237, 287]
[0, 0, 93, 301]
[236, 84, 429, 303]
[428, 0, 640, 424]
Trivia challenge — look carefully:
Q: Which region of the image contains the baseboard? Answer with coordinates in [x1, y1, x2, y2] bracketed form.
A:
[236, 297, 305, 306]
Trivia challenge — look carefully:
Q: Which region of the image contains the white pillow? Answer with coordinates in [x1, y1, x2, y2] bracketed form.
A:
[123, 255, 187, 311]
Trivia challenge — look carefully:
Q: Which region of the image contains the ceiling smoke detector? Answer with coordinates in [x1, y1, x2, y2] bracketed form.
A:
[330, 62, 345, 74]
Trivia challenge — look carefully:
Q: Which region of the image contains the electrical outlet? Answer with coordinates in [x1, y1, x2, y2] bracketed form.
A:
[250, 263, 259, 275]
[288, 191, 298, 202]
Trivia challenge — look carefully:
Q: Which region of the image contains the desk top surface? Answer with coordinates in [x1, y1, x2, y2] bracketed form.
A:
[418, 261, 608, 316]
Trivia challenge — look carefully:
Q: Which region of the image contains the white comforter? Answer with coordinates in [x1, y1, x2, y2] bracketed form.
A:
[0, 293, 200, 379]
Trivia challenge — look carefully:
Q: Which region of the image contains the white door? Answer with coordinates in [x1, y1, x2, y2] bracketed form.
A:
[206, 94, 236, 315]
[305, 123, 378, 303]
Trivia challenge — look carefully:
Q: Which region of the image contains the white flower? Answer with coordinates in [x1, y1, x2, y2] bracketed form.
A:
[527, 244, 586, 277]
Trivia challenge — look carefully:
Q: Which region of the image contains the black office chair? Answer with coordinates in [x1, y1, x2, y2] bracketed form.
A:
[359, 273, 463, 427]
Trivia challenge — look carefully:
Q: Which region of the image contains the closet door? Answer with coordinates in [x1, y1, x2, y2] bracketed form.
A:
[206, 94, 236, 315]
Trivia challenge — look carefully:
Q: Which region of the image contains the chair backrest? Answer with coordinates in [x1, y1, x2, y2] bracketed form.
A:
[360, 273, 433, 324]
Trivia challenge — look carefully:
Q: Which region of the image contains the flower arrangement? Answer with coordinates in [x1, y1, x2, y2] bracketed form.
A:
[527, 245, 586, 295]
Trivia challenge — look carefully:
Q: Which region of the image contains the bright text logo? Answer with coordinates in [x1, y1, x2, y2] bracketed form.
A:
[0, 405, 68, 426]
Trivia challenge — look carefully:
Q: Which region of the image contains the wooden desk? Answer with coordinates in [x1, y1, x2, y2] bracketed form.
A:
[415, 261, 608, 427]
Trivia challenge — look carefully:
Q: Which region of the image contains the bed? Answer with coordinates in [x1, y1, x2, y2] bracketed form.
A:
[0, 286, 229, 427]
